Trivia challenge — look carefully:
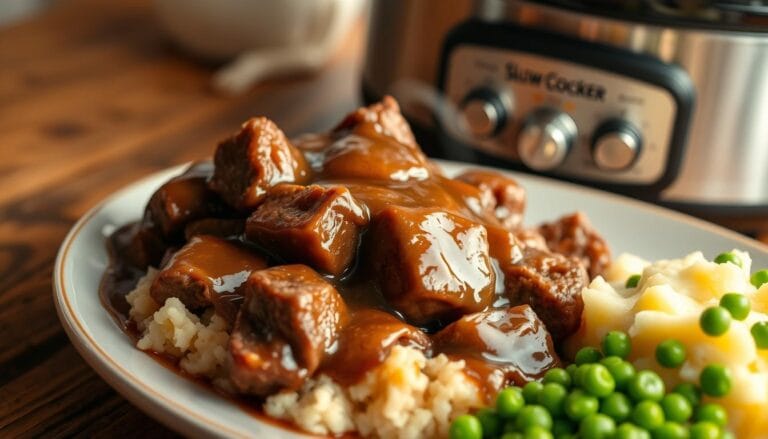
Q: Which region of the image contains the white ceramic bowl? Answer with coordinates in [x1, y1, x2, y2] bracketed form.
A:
[53, 161, 768, 438]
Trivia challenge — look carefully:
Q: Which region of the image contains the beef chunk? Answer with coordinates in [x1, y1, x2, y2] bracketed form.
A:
[513, 228, 550, 252]
[320, 98, 432, 182]
[322, 309, 432, 385]
[501, 248, 589, 342]
[144, 161, 224, 241]
[456, 170, 526, 230]
[433, 305, 559, 390]
[110, 223, 166, 270]
[538, 212, 611, 278]
[228, 265, 348, 395]
[209, 117, 311, 211]
[368, 206, 496, 326]
[184, 218, 245, 241]
[150, 235, 267, 324]
[245, 184, 369, 276]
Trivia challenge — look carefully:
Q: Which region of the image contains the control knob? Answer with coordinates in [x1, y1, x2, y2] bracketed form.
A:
[517, 108, 578, 171]
[591, 119, 643, 171]
[458, 87, 512, 139]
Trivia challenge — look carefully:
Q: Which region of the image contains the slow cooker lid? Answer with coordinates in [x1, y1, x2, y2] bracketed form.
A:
[529, 0, 768, 31]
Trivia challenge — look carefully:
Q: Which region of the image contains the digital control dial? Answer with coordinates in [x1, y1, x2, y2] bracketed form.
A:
[459, 87, 511, 139]
[517, 108, 577, 171]
[591, 119, 642, 171]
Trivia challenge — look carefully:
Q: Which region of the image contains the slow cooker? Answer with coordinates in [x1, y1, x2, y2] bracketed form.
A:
[363, 0, 768, 233]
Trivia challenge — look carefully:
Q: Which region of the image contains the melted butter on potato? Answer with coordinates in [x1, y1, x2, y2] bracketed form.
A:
[569, 250, 768, 437]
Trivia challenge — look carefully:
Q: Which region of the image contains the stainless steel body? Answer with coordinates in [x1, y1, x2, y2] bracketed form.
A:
[363, 0, 768, 213]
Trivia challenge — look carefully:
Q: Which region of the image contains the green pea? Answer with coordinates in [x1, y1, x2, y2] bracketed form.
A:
[496, 387, 525, 418]
[631, 400, 665, 430]
[450, 414, 483, 439]
[566, 364, 578, 380]
[573, 364, 592, 388]
[538, 383, 567, 417]
[579, 413, 616, 438]
[626, 274, 642, 288]
[672, 383, 701, 407]
[695, 403, 728, 427]
[522, 381, 544, 404]
[719, 293, 750, 320]
[699, 306, 731, 336]
[628, 370, 666, 402]
[660, 393, 693, 423]
[515, 405, 553, 431]
[603, 330, 632, 359]
[750, 269, 768, 288]
[699, 364, 731, 397]
[475, 408, 501, 438]
[614, 422, 652, 439]
[601, 356, 636, 390]
[652, 421, 689, 439]
[751, 321, 768, 349]
[714, 252, 742, 267]
[552, 418, 575, 436]
[543, 367, 572, 388]
[600, 392, 632, 422]
[656, 339, 687, 368]
[689, 422, 721, 439]
[523, 426, 553, 439]
[582, 364, 616, 397]
[564, 389, 599, 421]
[575, 346, 604, 365]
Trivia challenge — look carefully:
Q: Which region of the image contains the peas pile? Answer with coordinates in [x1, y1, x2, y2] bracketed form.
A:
[449, 330, 733, 439]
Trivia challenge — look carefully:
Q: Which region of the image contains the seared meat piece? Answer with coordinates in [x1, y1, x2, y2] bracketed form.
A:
[245, 184, 369, 276]
[150, 235, 267, 324]
[456, 170, 526, 230]
[229, 265, 348, 396]
[501, 248, 589, 342]
[320, 98, 432, 182]
[538, 212, 611, 278]
[322, 309, 432, 385]
[368, 206, 496, 326]
[486, 225, 525, 267]
[144, 161, 225, 241]
[184, 218, 245, 241]
[110, 223, 166, 270]
[209, 117, 311, 211]
[433, 305, 559, 391]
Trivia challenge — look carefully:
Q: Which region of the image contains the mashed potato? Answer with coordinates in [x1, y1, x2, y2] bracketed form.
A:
[570, 250, 768, 438]
[126, 270, 483, 438]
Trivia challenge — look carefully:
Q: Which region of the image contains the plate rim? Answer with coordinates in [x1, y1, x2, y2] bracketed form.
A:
[52, 161, 768, 438]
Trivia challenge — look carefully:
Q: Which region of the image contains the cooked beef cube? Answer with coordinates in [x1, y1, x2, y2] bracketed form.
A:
[486, 225, 525, 266]
[322, 309, 432, 385]
[184, 218, 245, 241]
[110, 223, 166, 269]
[501, 248, 589, 342]
[245, 184, 369, 276]
[228, 265, 348, 395]
[333, 96, 418, 149]
[438, 176, 502, 226]
[320, 99, 432, 182]
[144, 161, 225, 241]
[368, 206, 496, 326]
[456, 170, 526, 230]
[538, 212, 611, 278]
[150, 235, 267, 324]
[209, 117, 311, 211]
[433, 305, 559, 389]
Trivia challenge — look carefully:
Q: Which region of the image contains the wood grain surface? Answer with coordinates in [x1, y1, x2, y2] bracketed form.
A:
[1, 1, 766, 438]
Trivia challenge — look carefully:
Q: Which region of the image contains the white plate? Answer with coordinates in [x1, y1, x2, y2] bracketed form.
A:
[53, 160, 768, 438]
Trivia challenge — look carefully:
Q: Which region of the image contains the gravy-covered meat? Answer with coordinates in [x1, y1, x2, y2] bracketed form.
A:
[333, 95, 417, 149]
[184, 218, 245, 241]
[245, 184, 369, 276]
[501, 248, 589, 342]
[144, 161, 224, 241]
[228, 265, 347, 396]
[433, 305, 559, 391]
[150, 235, 267, 324]
[209, 117, 311, 211]
[322, 309, 432, 385]
[456, 170, 526, 230]
[368, 206, 496, 327]
[538, 212, 611, 278]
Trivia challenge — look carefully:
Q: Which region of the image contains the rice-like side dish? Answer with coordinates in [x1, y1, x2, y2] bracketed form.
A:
[125, 270, 484, 438]
[569, 250, 768, 438]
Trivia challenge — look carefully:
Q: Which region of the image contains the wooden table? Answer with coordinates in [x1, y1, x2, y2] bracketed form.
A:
[1, 1, 766, 438]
